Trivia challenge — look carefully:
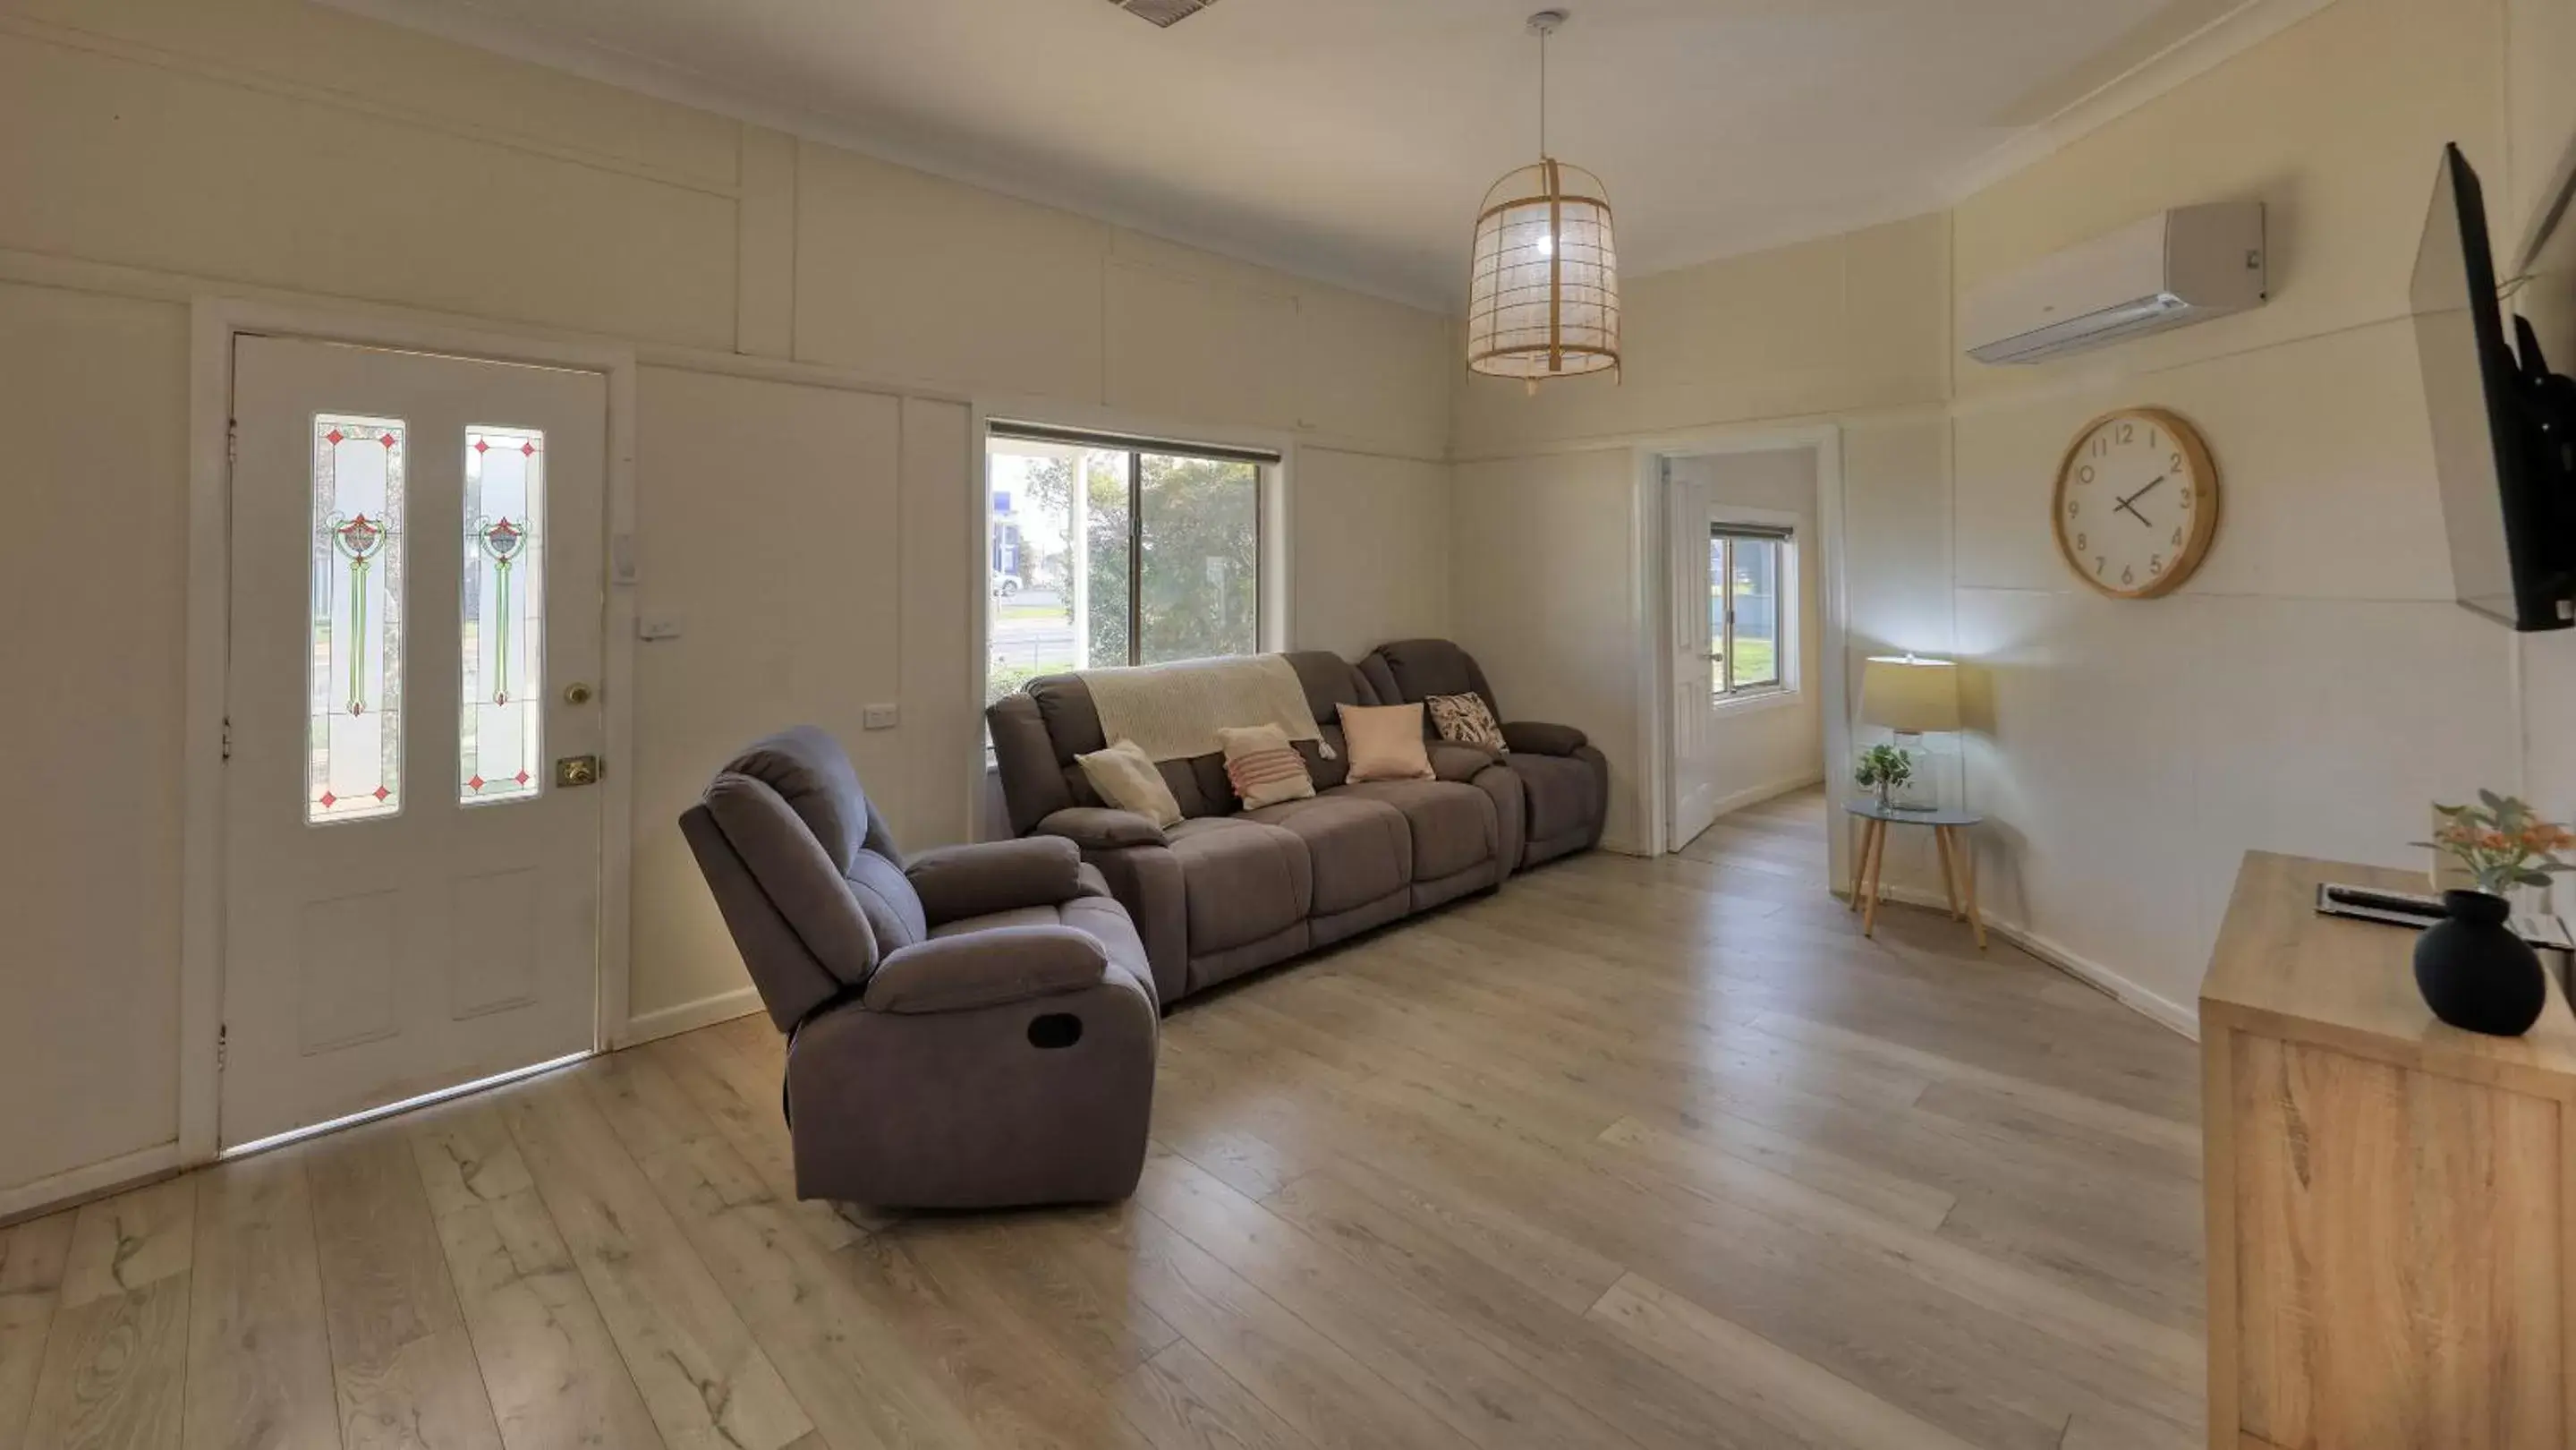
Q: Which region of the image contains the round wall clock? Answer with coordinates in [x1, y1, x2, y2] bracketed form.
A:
[2052, 406, 2219, 599]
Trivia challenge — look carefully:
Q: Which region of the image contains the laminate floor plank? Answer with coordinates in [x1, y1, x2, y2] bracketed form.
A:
[431, 1184, 663, 1450]
[182, 1151, 338, 1450]
[21, 1276, 190, 1450]
[14, 786, 2206, 1450]
[308, 1121, 501, 1450]
[0, 1212, 75, 1450]
[59, 1179, 197, 1310]
[497, 1075, 812, 1450]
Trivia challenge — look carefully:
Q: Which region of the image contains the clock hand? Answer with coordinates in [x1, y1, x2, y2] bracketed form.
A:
[2111, 473, 2167, 527]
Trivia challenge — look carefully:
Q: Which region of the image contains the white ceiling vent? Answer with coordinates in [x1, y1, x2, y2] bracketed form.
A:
[1106, 0, 1220, 26]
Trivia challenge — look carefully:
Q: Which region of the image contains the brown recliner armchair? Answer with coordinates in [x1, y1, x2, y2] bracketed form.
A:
[1359, 638, 1611, 869]
[678, 727, 1158, 1209]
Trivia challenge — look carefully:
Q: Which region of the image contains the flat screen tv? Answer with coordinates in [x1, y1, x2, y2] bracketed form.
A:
[2412, 142, 2576, 630]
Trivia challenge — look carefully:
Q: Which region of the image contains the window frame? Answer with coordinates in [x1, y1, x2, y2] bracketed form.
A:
[982, 422, 1277, 703]
[1708, 518, 1798, 705]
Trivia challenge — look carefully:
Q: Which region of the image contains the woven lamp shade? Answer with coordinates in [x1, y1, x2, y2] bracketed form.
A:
[1467, 158, 1620, 381]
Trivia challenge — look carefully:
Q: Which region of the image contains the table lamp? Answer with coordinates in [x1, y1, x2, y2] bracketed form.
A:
[1858, 653, 1960, 811]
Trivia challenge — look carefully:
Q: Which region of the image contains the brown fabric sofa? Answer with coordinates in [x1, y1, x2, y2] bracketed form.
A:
[986, 651, 1524, 1004]
[680, 727, 1158, 1208]
[1359, 638, 1611, 869]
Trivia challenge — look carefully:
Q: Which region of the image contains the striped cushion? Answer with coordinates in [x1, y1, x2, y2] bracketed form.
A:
[1217, 724, 1316, 810]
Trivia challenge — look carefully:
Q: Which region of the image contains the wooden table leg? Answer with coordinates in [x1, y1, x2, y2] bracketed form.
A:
[1847, 815, 1875, 912]
[1958, 827, 1987, 950]
[1860, 818, 1889, 939]
[1934, 825, 1961, 920]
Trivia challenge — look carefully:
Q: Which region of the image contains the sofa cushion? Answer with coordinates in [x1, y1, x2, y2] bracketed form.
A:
[1164, 817, 1313, 954]
[1339, 703, 1434, 783]
[1333, 780, 1496, 882]
[1512, 750, 1603, 844]
[925, 895, 1157, 1012]
[1077, 739, 1185, 828]
[1427, 692, 1509, 753]
[1242, 794, 1410, 915]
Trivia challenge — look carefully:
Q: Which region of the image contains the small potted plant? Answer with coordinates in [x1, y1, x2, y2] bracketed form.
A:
[2410, 791, 2575, 1036]
[1853, 743, 1914, 811]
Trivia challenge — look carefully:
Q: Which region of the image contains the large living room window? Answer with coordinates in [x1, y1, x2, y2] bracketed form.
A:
[1711, 524, 1793, 698]
[986, 423, 1273, 704]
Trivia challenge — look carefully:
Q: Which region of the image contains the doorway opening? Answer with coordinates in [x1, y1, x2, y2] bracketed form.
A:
[1638, 429, 1849, 892]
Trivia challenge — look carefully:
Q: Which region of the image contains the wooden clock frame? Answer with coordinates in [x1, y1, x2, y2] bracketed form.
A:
[2050, 405, 2220, 600]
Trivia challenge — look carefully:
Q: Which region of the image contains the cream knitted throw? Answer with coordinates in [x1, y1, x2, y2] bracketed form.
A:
[1079, 654, 1333, 763]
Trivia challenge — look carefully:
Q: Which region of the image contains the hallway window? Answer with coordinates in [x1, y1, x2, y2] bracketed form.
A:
[985, 423, 1274, 705]
[1712, 525, 1791, 698]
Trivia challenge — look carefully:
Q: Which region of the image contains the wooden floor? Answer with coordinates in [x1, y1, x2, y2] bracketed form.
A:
[0, 788, 2206, 1449]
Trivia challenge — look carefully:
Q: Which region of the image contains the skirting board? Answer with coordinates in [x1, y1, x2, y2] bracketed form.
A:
[1869, 883, 2200, 1041]
[619, 985, 764, 1047]
[1709, 771, 1829, 823]
[0, 1139, 183, 1228]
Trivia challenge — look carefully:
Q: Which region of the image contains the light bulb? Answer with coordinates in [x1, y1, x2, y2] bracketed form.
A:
[1535, 232, 1555, 258]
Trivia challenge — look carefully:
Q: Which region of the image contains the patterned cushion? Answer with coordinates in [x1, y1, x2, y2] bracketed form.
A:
[1426, 693, 1509, 753]
[1218, 724, 1315, 810]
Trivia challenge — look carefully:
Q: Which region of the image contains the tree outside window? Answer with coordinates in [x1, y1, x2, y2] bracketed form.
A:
[987, 437, 1262, 705]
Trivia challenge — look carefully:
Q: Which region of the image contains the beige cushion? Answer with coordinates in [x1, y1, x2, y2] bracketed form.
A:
[1425, 692, 1509, 753]
[1075, 738, 1184, 829]
[1337, 703, 1435, 784]
[1218, 723, 1316, 810]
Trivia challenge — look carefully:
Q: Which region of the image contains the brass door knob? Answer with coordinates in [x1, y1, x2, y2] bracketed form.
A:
[564, 682, 594, 706]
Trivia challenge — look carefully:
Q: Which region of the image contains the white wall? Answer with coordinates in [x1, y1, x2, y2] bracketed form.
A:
[0, 0, 1454, 1198]
[1450, 0, 2576, 1032]
[1940, 0, 2546, 1026]
[1449, 214, 1955, 855]
[1667, 448, 1826, 825]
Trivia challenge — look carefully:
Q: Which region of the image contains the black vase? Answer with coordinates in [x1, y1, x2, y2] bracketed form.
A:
[2412, 889, 2547, 1036]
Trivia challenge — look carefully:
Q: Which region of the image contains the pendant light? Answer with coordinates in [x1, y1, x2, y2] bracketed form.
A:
[1467, 9, 1620, 390]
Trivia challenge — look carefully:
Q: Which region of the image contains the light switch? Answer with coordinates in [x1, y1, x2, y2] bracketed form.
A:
[638, 611, 685, 642]
[863, 704, 899, 730]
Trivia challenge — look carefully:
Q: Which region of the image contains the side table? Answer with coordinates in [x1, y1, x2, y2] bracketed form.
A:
[1844, 798, 1985, 948]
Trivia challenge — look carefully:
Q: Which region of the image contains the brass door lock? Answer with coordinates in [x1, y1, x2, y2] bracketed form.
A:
[564, 681, 595, 706]
[555, 755, 602, 788]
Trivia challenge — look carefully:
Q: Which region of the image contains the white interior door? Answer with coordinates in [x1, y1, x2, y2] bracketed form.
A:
[1668, 470, 1722, 849]
[222, 335, 608, 1151]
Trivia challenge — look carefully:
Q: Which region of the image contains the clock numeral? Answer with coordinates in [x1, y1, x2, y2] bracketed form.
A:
[2079, 465, 2096, 485]
[2116, 422, 2136, 444]
[2075, 532, 2087, 552]
[2150, 555, 2164, 574]
[2092, 438, 2108, 458]
[2121, 566, 2135, 585]
[2067, 499, 2080, 518]
[2170, 452, 2183, 472]
[2095, 556, 2106, 576]
[2150, 429, 2161, 448]
[2179, 487, 2192, 509]
[2172, 527, 2184, 548]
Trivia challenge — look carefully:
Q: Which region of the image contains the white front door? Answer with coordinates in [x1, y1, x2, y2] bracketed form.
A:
[1668, 470, 1722, 849]
[222, 336, 608, 1150]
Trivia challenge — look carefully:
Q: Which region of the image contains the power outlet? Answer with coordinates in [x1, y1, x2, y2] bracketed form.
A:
[863, 704, 899, 731]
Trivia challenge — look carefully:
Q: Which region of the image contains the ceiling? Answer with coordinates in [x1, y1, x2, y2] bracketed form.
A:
[336, 0, 2266, 309]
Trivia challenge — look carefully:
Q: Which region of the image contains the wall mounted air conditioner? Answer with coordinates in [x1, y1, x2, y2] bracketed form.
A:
[1961, 202, 2266, 364]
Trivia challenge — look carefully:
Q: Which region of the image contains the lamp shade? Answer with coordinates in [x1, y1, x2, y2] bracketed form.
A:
[1859, 655, 1960, 734]
[1467, 158, 1621, 381]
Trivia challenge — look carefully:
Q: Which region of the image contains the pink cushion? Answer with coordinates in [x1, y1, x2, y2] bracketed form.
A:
[1336, 703, 1435, 784]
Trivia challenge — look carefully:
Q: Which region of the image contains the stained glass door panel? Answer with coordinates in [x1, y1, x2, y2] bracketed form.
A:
[309, 415, 406, 823]
[225, 336, 607, 1152]
[461, 427, 545, 805]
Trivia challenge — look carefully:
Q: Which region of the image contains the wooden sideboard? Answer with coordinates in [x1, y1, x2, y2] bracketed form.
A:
[2203, 851, 2576, 1450]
